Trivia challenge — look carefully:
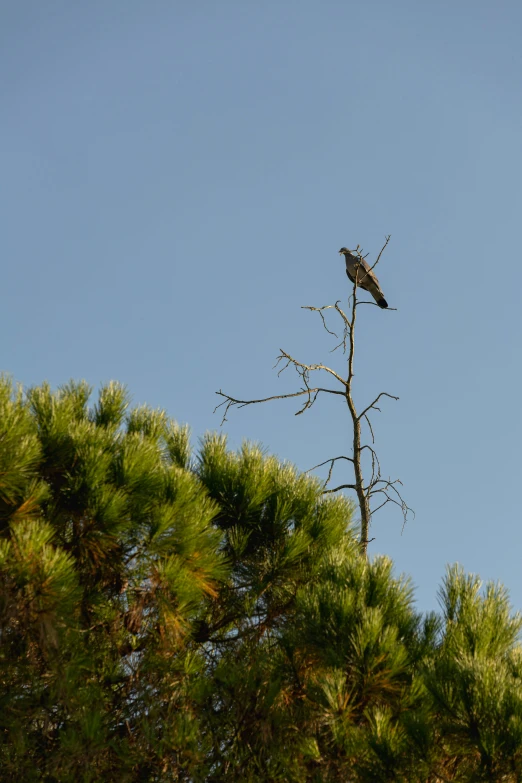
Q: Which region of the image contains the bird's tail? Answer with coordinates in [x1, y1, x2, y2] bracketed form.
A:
[366, 280, 388, 308]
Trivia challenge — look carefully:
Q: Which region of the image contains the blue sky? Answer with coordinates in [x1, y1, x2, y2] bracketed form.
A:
[2, 1, 522, 612]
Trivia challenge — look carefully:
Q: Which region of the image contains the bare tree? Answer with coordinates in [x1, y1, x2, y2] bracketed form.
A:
[215, 237, 412, 556]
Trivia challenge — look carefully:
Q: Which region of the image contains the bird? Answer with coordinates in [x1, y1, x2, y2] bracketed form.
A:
[339, 248, 388, 308]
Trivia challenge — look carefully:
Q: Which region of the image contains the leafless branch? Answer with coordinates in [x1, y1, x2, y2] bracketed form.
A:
[369, 480, 415, 532]
[370, 498, 389, 515]
[274, 349, 347, 387]
[359, 444, 380, 460]
[305, 454, 356, 490]
[301, 305, 338, 337]
[214, 387, 344, 425]
[361, 444, 382, 488]
[358, 392, 399, 421]
[323, 483, 358, 494]
[306, 455, 355, 473]
[333, 301, 349, 326]
[331, 301, 351, 353]
[323, 459, 335, 488]
[364, 414, 376, 444]
[331, 335, 348, 354]
[357, 301, 398, 310]
[368, 478, 404, 494]
[367, 234, 391, 274]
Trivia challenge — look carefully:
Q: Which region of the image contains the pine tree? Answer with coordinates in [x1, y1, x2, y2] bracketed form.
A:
[0, 378, 225, 780]
[1, 377, 522, 781]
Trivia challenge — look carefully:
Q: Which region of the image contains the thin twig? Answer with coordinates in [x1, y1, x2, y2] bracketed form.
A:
[364, 414, 376, 444]
[301, 305, 338, 338]
[275, 349, 347, 387]
[357, 300, 398, 310]
[369, 482, 415, 531]
[358, 392, 399, 421]
[323, 483, 358, 494]
[306, 455, 355, 472]
[306, 455, 355, 490]
[214, 386, 345, 425]
[366, 234, 391, 274]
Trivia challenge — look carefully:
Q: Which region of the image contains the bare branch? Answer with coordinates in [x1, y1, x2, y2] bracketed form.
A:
[357, 235, 391, 276]
[323, 483, 358, 494]
[371, 234, 391, 271]
[358, 392, 399, 421]
[356, 300, 398, 310]
[301, 305, 338, 338]
[306, 455, 354, 473]
[306, 454, 355, 490]
[333, 301, 350, 328]
[359, 444, 379, 459]
[369, 481, 415, 531]
[370, 497, 395, 515]
[331, 336, 348, 354]
[214, 386, 344, 425]
[273, 354, 294, 376]
[330, 301, 351, 354]
[361, 444, 382, 489]
[368, 478, 404, 494]
[371, 484, 402, 503]
[364, 414, 376, 444]
[275, 349, 347, 387]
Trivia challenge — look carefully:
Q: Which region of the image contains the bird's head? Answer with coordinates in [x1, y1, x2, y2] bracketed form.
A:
[339, 247, 352, 257]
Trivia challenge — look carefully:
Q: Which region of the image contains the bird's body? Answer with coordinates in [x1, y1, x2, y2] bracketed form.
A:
[339, 248, 388, 308]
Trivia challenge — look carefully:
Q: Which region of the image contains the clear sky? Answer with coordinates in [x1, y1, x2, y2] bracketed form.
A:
[2, 1, 522, 612]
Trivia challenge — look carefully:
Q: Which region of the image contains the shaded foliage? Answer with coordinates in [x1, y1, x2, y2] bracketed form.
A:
[1, 377, 521, 781]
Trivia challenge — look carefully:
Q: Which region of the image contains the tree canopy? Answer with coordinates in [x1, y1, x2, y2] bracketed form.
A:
[1, 377, 521, 781]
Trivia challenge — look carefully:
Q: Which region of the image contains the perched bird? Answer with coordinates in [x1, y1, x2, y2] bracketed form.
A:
[339, 247, 388, 308]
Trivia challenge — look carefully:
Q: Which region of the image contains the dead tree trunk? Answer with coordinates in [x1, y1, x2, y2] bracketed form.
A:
[215, 237, 412, 556]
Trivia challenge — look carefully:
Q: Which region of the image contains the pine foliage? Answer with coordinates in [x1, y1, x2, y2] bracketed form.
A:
[1, 377, 521, 781]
